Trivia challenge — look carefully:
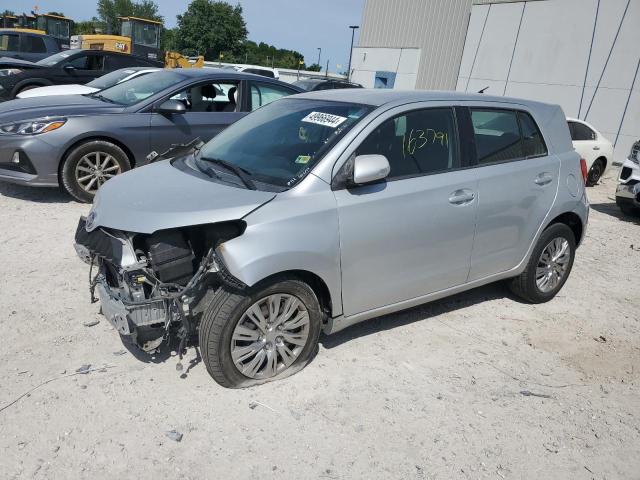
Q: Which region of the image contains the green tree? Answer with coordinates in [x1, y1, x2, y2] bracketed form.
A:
[73, 17, 106, 35]
[1, 10, 16, 16]
[241, 40, 307, 69]
[46, 11, 66, 17]
[306, 63, 322, 72]
[97, 0, 162, 34]
[176, 0, 247, 60]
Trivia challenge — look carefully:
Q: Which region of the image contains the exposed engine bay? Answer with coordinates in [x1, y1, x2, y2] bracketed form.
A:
[74, 216, 245, 353]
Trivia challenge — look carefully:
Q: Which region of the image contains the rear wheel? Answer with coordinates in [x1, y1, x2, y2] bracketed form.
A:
[509, 223, 576, 303]
[199, 279, 322, 388]
[586, 158, 605, 186]
[61, 140, 131, 203]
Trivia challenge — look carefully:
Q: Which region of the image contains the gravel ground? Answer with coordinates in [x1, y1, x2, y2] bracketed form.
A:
[0, 170, 638, 480]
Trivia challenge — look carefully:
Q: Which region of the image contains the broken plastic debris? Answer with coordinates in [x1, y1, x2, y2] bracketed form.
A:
[165, 430, 183, 442]
[75, 364, 91, 374]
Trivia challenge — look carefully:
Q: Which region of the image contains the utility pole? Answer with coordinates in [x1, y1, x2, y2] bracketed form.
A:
[325, 59, 329, 78]
[347, 25, 359, 81]
[317, 47, 321, 68]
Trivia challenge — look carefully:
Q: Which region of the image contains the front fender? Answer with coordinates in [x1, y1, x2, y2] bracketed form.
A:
[216, 176, 343, 316]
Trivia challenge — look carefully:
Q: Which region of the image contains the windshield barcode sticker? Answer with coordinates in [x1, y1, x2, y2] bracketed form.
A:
[302, 112, 347, 128]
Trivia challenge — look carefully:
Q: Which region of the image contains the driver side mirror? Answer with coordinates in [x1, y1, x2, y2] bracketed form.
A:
[63, 64, 76, 73]
[156, 99, 186, 115]
[350, 154, 390, 186]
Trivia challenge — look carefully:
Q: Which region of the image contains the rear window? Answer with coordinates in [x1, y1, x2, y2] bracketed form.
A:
[471, 109, 547, 164]
[568, 121, 596, 141]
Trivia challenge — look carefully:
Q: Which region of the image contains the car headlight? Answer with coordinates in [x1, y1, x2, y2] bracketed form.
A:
[0, 68, 22, 77]
[0, 117, 67, 135]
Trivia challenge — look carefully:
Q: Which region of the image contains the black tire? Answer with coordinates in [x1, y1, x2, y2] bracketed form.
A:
[199, 278, 322, 388]
[509, 223, 576, 303]
[586, 158, 605, 186]
[60, 140, 131, 203]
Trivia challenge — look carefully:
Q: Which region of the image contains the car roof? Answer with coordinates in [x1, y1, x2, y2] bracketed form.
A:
[293, 89, 556, 109]
[171, 67, 297, 85]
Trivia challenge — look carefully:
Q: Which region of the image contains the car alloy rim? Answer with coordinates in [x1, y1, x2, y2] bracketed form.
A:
[231, 294, 310, 379]
[536, 237, 570, 293]
[589, 163, 602, 183]
[75, 152, 121, 194]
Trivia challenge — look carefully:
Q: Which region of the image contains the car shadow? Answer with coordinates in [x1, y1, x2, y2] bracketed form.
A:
[590, 201, 640, 225]
[120, 333, 202, 379]
[320, 282, 517, 349]
[0, 182, 74, 204]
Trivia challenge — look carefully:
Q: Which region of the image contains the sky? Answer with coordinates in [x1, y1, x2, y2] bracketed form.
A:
[9, 0, 365, 72]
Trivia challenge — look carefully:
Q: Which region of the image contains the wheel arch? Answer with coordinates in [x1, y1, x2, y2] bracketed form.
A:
[252, 270, 334, 321]
[545, 211, 584, 246]
[11, 78, 53, 96]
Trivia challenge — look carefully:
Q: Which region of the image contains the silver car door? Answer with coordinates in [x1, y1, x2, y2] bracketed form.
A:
[333, 105, 478, 317]
[466, 107, 559, 281]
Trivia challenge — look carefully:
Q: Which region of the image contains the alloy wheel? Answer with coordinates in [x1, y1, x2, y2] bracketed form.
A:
[536, 237, 571, 293]
[230, 294, 310, 379]
[75, 152, 121, 194]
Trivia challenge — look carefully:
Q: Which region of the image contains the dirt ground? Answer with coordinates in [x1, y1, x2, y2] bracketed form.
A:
[0, 169, 638, 480]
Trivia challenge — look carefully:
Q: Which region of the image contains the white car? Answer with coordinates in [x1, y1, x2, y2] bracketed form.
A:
[220, 64, 280, 79]
[567, 118, 614, 186]
[16, 67, 161, 99]
[615, 140, 640, 215]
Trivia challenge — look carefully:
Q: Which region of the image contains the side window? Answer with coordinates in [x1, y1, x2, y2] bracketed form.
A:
[249, 82, 297, 111]
[357, 108, 460, 180]
[22, 36, 46, 53]
[568, 121, 596, 141]
[471, 109, 523, 164]
[105, 54, 136, 70]
[170, 82, 239, 112]
[86, 55, 105, 71]
[68, 55, 89, 69]
[518, 112, 547, 157]
[0, 34, 20, 52]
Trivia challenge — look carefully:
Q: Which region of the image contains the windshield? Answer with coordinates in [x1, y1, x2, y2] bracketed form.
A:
[87, 68, 146, 90]
[293, 80, 321, 90]
[91, 71, 186, 106]
[197, 98, 372, 188]
[36, 51, 73, 66]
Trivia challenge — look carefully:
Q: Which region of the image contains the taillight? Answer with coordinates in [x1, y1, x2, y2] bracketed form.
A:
[580, 158, 588, 184]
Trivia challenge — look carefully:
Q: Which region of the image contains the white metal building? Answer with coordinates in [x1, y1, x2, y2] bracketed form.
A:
[354, 0, 640, 164]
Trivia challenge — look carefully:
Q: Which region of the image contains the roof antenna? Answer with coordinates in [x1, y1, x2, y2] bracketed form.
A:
[478, 86, 489, 94]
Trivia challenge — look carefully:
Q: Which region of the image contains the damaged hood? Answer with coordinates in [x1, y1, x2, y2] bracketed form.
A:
[88, 160, 276, 234]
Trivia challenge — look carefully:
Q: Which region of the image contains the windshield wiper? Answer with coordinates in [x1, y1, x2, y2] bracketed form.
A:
[92, 94, 118, 104]
[200, 157, 256, 190]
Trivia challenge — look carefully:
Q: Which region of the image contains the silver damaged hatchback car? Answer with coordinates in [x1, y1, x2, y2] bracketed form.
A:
[74, 90, 589, 387]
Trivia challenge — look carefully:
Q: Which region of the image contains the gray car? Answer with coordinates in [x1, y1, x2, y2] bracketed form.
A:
[74, 90, 589, 387]
[0, 68, 301, 202]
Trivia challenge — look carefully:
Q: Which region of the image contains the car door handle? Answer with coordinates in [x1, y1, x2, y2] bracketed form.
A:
[448, 189, 475, 205]
[534, 173, 553, 186]
[593, 146, 600, 150]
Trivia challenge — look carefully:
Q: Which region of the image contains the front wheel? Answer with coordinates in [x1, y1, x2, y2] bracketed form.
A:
[61, 140, 131, 203]
[509, 223, 576, 303]
[199, 279, 322, 388]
